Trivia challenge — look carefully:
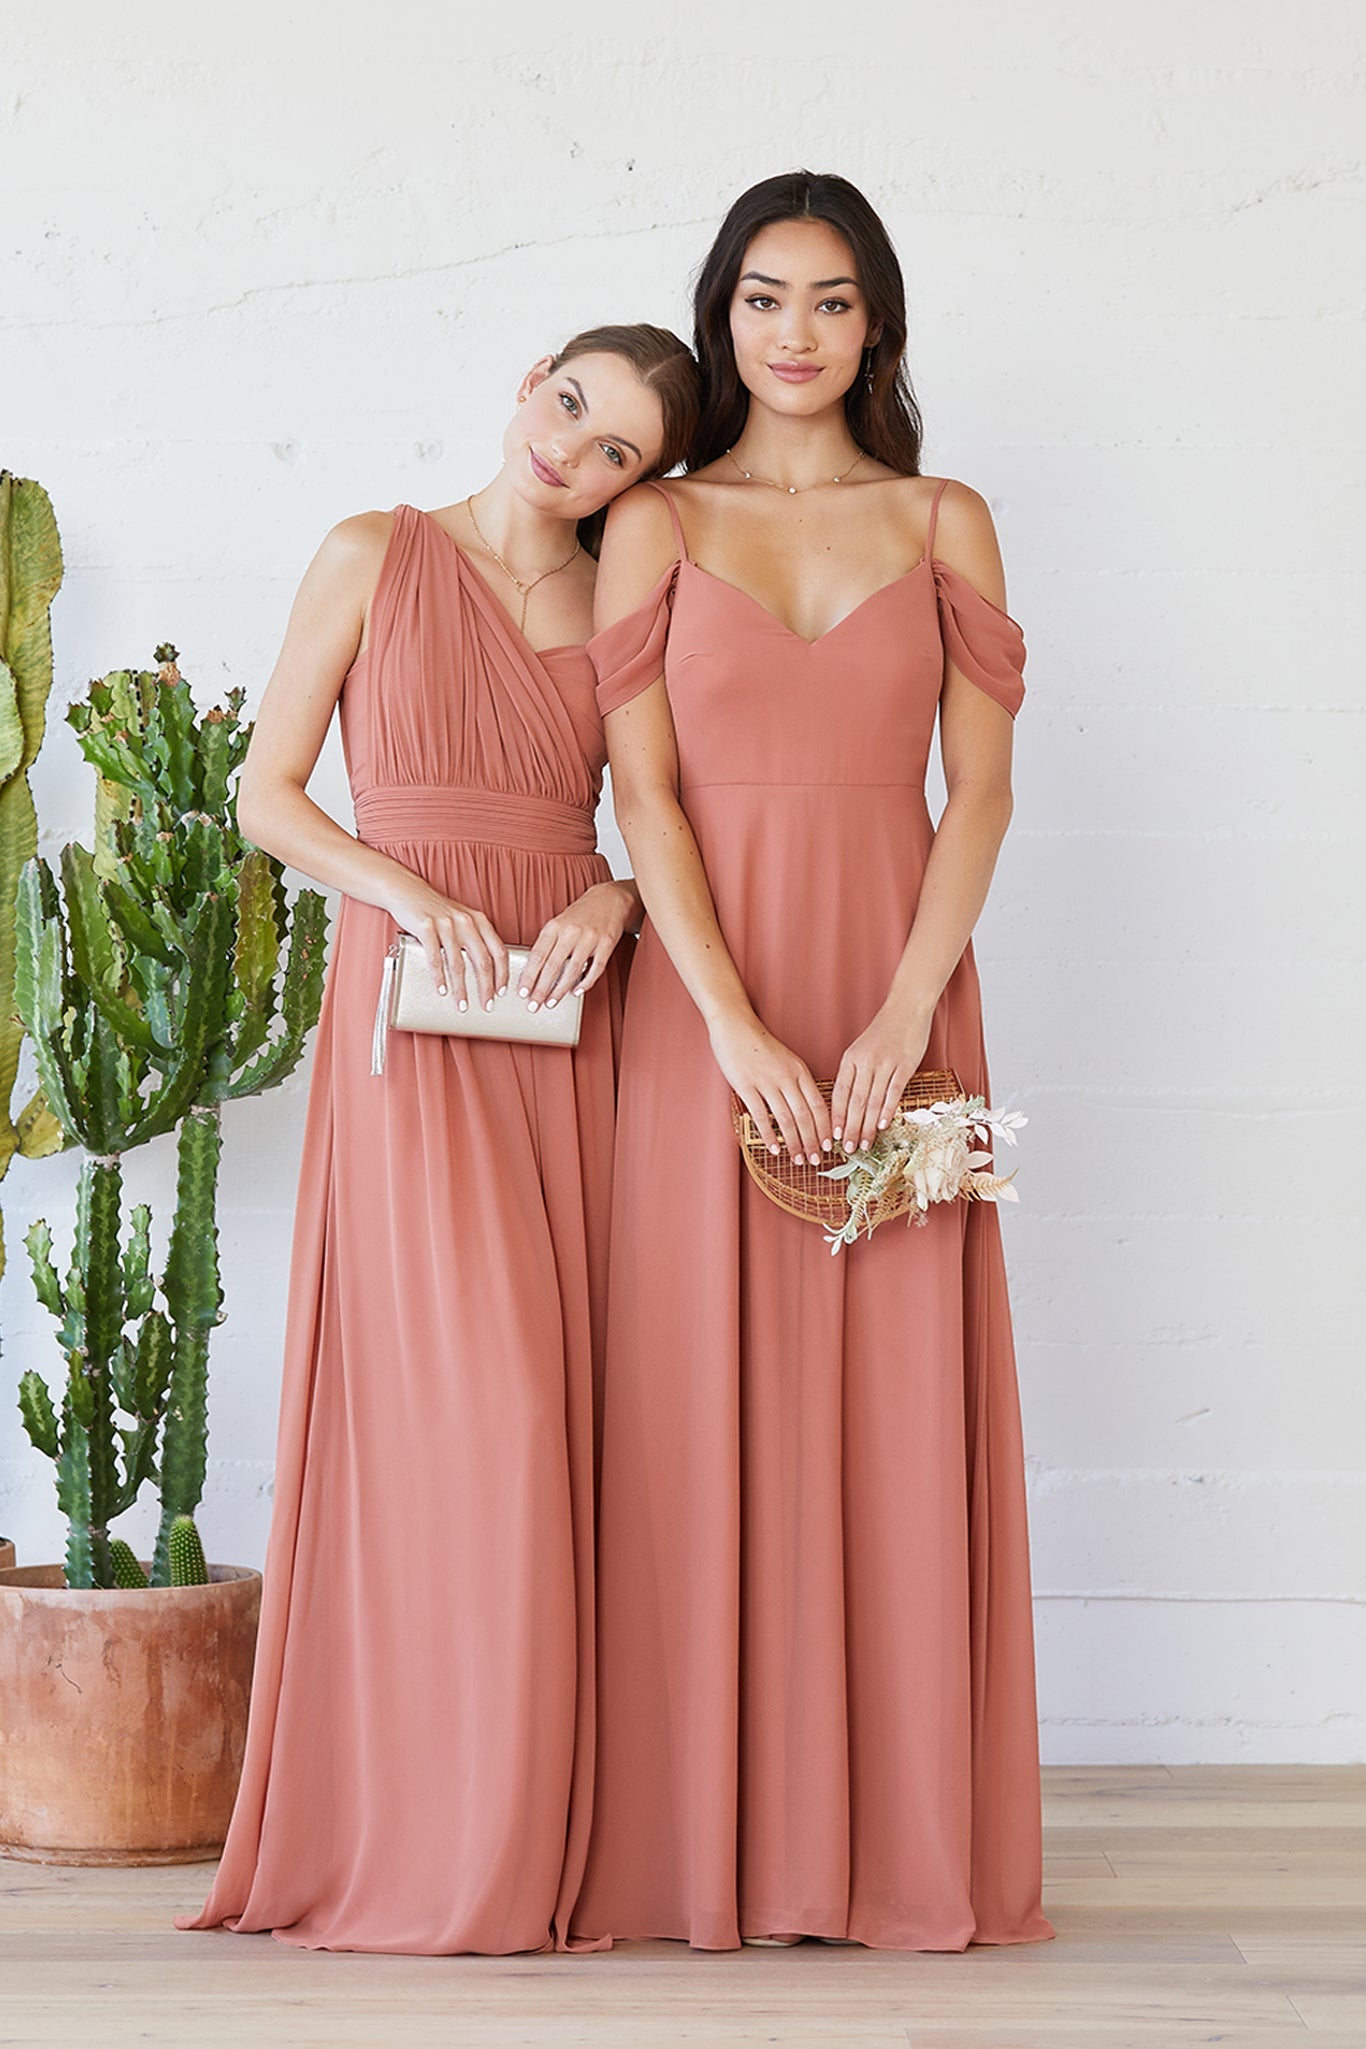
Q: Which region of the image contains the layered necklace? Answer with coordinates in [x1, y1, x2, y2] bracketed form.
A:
[465, 494, 580, 633]
[725, 445, 868, 494]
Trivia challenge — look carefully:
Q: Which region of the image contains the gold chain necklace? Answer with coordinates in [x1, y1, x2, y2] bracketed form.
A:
[725, 445, 867, 494]
[465, 494, 581, 632]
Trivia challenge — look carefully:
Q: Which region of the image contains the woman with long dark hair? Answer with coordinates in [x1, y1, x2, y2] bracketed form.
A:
[573, 177, 1053, 1950]
[178, 325, 699, 1955]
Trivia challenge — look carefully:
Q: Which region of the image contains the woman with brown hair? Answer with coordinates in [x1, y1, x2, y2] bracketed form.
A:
[179, 325, 700, 1956]
[574, 179, 1053, 1951]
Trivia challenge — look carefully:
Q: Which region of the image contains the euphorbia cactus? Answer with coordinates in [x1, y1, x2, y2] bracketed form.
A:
[14, 647, 328, 1587]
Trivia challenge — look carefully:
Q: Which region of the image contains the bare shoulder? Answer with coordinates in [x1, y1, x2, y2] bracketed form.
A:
[600, 480, 681, 577]
[596, 482, 681, 628]
[312, 508, 395, 580]
[919, 476, 1007, 605]
[602, 479, 676, 547]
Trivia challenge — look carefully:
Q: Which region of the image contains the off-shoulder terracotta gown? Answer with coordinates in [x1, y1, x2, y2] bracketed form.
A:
[572, 479, 1053, 1952]
[181, 504, 620, 1954]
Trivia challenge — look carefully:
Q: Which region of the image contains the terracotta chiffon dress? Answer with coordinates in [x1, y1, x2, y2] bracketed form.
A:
[572, 479, 1053, 1952]
[180, 504, 620, 1954]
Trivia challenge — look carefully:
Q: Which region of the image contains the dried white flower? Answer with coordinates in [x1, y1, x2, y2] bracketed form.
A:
[821, 1093, 1024, 1253]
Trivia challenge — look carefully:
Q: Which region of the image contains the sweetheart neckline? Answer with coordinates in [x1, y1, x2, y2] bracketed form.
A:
[674, 552, 1023, 647]
[679, 553, 932, 648]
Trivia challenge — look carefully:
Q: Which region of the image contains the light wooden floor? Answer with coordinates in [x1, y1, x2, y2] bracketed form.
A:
[1, 1768, 1362, 2047]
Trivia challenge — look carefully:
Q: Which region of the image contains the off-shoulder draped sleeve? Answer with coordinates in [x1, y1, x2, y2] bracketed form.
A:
[931, 558, 1026, 718]
[588, 562, 678, 717]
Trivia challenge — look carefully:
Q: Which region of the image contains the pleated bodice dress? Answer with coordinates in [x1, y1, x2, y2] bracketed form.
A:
[572, 479, 1054, 1952]
[180, 504, 621, 1954]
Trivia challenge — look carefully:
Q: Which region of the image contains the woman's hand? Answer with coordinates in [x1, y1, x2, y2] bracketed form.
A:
[708, 1007, 832, 1165]
[384, 874, 509, 1012]
[518, 880, 637, 1010]
[831, 998, 933, 1154]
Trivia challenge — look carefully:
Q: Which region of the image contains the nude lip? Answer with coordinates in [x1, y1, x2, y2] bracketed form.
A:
[768, 363, 822, 383]
[529, 448, 566, 486]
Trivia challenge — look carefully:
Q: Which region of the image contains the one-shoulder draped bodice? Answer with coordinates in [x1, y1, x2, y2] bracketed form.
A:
[343, 503, 605, 831]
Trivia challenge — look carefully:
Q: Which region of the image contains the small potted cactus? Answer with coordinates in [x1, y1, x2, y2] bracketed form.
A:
[0, 645, 327, 1864]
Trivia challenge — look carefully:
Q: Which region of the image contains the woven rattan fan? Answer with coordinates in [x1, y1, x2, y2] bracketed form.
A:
[731, 1070, 964, 1230]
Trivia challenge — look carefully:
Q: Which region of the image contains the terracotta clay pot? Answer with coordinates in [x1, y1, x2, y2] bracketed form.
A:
[0, 1563, 261, 1865]
[0, 1541, 13, 1573]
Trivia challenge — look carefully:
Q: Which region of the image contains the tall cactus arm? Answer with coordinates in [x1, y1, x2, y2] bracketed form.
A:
[151, 1106, 222, 1583]
[17, 1370, 59, 1459]
[225, 847, 283, 1072]
[221, 887, 329, 1099]
[74, 1159, 125, 1545]
[63, 1003, 143, 1159]
[195, 695, 249, 815]
[60, 844, 159, 1058]
[125, 892, 235, 1146]
[56, 1417, 96, 1590]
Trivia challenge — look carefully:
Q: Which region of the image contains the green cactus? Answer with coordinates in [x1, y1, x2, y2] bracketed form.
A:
[19, 1160, 174, 1589]
[0, 473, 67, 1282]
[150, 1107, 221, 1584]
[108, 1539, 148, 1588]
[14, 645, 329, 1586]
[167, 1514, 208, 1588]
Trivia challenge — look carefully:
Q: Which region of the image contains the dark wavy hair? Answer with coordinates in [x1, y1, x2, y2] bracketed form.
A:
[689, 171, 922, 476]
[549, 323, 701, 554]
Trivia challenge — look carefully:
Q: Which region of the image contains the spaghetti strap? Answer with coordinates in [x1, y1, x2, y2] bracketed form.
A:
[924, 477, 950, 562]
[647, 481, 690, 563]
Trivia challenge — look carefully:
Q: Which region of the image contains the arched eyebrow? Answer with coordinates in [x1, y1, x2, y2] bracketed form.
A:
[739, 271, 859, 291]
[565, 375, 644, 462]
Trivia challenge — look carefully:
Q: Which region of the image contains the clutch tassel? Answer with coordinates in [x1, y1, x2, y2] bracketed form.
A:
[371, 944, 399, 1076]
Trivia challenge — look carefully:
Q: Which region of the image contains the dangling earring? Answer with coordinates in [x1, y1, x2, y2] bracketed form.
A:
[862, 345, 876, 391]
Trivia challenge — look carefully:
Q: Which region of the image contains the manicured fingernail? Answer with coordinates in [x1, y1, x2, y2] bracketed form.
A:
[878, 1118, 889, 1128]
[527, 1000, 539, 1012]
[832, 1126, 842, 1140]
[546, 997, 556, 1008]
[518, 986, 529, 998]
[458, 999, 468, 1012]
[438, 983, 447, 997]
[822, 1140, 832, 1152]
[769, 1145, 781, 1156]
[485, 1000, 494, 1012]
[498, 985, 508, 997]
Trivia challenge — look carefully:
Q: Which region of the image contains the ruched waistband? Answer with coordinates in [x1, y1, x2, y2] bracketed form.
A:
[353, 785, 597, 855]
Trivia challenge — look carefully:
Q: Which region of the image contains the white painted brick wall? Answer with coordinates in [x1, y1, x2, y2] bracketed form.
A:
[2, 1, 1362, 1763]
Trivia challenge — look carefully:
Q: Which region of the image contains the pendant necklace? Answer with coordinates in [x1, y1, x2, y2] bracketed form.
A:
[465, 495, 580, 632]
[725, 446, 867, 494]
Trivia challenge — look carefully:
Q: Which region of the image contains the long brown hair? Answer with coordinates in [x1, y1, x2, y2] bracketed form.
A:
[689, 171, 923, 476]
[549, 323, 701, 554]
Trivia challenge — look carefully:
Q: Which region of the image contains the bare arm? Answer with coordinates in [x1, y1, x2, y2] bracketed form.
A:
[238, 513, 508, 1008]
[598, 488, 831, 1161]
[831, 482, 1018, 1148]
